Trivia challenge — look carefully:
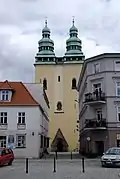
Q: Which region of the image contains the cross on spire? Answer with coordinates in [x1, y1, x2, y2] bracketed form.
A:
[45, 17, 48, 27]
[72, 16, 75, 25]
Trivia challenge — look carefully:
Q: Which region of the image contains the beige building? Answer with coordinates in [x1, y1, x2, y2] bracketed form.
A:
[34, 20, 85, 151]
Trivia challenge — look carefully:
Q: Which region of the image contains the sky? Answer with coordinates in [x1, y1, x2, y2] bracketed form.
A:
[0, 0, 120, 82]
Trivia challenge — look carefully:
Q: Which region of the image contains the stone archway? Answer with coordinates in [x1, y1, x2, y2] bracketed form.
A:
[51, 129, 68, 152]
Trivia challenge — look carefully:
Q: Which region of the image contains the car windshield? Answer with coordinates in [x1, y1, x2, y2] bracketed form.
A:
[105, 148, 120, 155]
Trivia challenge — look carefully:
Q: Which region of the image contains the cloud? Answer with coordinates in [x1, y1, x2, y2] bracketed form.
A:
[0, 0, 120, 81]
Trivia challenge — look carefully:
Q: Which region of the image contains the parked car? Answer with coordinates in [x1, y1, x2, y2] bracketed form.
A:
[0, 148, 14, 166]
[101, 147, 120, 167]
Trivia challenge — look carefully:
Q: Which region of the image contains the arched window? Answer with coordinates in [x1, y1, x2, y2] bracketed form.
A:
[43, 78, 47, 90]
[57, 101, 62, 111]
[72, 78, 76, 89]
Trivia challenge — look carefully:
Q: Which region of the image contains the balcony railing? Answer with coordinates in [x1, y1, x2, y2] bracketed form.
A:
[85, 118, 107, 129]
[84, 90, 106, 104]
[17, 123, 26, 130]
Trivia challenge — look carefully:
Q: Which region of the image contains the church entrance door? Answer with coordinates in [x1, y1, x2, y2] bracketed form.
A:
[57, 138, 63, 152]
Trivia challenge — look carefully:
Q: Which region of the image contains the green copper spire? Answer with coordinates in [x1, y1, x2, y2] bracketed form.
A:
[64, 18, 84, 61]
[35, 20, 55, 63]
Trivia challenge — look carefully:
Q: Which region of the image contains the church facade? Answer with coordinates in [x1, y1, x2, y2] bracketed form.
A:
[34, 20, 85, 152]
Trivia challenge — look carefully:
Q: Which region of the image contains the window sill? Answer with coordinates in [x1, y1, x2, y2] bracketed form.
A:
[0, 124, 8, 130]
[17, 124, 26, 130]
[54, 111, 64, 114]
[72, 87, 77, 90]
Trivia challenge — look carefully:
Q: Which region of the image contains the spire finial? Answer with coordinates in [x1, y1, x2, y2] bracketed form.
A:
[45, 17, 48, 27]
[72, 16, 75, 25]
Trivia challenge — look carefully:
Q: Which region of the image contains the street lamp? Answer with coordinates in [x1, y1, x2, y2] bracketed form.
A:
[86, 137, 91, 153]
[74, 99, 79, 103]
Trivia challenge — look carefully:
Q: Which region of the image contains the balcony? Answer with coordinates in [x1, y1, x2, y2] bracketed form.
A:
[17, 123, 26, 130]
[0, 123, 8, 130]
[84, 90, 106, 105]
[85, 118, 107, 130]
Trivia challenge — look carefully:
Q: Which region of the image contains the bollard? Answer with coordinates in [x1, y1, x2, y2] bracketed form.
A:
[26, 158, 29, 174]
[53, 156, 56, 173]
[82, 157, 85, 173]
[55, 151, 58, 160]
[71, 151, 72, 160]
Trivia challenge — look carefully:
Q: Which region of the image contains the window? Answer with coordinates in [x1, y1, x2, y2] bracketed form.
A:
[47, 137, 49, 148]
[117, 140, 120, 147]
[117, 107, 120, 122]
[93, 83, 101, 91]
[1, 90, 9, 101]
[94, 63, 100, 73]
[115, 61, 120, 71]
[44, 136, 46, 147]
[0, 112, 7, 124]
[8, 135, 14, 144]
[18, 112, 25, 124]
[96, 109, 102, 121]
[43, 78, 47, 90]
[116, 82, 120, 96]
[72, 78, 76, 89]
[58, 76, 60, 82]
[57, 102, 62, 111]
[0, 136, 6, 147]
[40, 135, 43, 148]
[16, 135, 26, 148]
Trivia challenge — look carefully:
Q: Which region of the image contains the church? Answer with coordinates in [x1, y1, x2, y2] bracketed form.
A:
[34, 19, 85, 152]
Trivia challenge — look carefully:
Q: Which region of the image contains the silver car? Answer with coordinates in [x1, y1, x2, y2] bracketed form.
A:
[101, 147, 120, 167]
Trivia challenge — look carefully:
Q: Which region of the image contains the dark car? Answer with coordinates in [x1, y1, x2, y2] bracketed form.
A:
[0, 148, 14, 166]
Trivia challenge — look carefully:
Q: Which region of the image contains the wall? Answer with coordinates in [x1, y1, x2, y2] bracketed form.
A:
[35, 63, 83, 151]
[78, 55, 120, 154]
[0, 106, 46, 158]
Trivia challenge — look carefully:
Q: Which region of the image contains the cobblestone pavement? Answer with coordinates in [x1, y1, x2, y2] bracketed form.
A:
[0, 159, 120, 179]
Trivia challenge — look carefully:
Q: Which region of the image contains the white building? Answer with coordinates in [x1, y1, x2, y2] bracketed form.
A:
[0, 80, 50, 158]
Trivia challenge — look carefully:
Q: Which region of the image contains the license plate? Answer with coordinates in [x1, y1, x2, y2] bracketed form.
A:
[106, 161, 112, 164]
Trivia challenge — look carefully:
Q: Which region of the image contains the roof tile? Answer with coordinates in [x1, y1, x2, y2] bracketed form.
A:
[0, 81, 38, 106]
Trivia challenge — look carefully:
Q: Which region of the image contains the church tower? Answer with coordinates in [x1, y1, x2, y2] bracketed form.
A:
[65, 18, 84, 59]
[34, 20, 85, 152]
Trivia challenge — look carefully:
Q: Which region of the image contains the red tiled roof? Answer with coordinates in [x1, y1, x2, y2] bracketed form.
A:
[0, 81, 39, 106]
[0, 80, 13, 89]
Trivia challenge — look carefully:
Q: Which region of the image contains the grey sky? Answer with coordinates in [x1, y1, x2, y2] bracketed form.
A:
[0, 0, 119, 82]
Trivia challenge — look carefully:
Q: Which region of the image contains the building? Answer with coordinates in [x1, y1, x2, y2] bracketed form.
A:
[77, 53, 120, 156]
[0, 80, 49, 158]
[34, 20, 85, 152]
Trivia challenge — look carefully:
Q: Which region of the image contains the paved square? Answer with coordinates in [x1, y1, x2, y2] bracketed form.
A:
[0, 159, 120, 179]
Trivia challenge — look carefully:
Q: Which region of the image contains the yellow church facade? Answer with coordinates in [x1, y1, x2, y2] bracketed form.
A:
[34, 20, 84, 152]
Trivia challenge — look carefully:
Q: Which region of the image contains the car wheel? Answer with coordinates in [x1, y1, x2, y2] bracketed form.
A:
[8, 160, 13, 166]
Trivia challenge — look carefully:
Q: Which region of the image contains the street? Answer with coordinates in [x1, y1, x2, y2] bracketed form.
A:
[0, 159, 120, 179]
